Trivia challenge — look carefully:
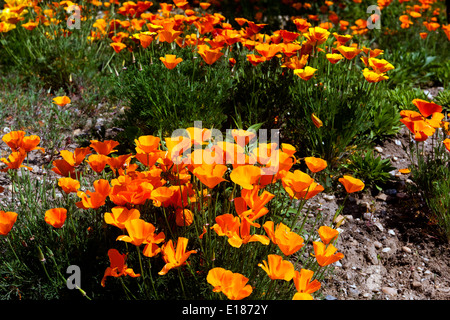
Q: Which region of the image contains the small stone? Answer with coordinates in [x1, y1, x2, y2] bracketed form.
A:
[382, 287, 397, 296]
[388, 229, 396, 236]
[323, 194, 335, 201]
[373, 241, 383, 249]
[363, 212, 372, 220]
[392, 156, 398, 162]
[325, 295, 338, 300]
[374, 146, 383, 153]
[334, 215, 346, 226]
[394, 139, 402, 146]
[402, 246, 412, 254]
[412, 281, 422, 290]
[374, 222, 384, 232]
[348, 287, 360, 298]
[381, 247, 392, 253]
[385, 189, 397, 196]
[376, 193, 388, 201]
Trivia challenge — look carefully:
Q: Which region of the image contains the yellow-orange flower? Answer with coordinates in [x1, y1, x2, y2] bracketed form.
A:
[0, 211, 18, 236]
[313, 241, 344, 267]
[175, 208, 194, 227]
[339, 175, 365, 193]
[160, 54, 183, 69]
[58, 177, 80, 194]
[193, 163, 227, 189]
[311, 113, 323, 128]
[104, 206, 140, 229]
[292, 268, 321, 300]
[263, 221, 304, 256]
[230, 165, 261, 190]
[158, 237, 196, 275]
[53, 96, 71, 107]
[318, 225, 339, 244]
[293, 66, 317, 81]
[90, 140, 119, 155]
[304, 157, 327, 173]
[258, 254, 295, 281]
[44, 208, 67, 228]
[101, 249, 140, 287]
[207, 267, 253, 300]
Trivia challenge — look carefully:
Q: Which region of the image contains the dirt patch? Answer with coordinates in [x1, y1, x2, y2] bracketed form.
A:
[314, 128, 450, 300]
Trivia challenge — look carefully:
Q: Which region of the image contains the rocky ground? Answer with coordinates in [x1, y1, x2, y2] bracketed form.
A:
[316, 128, 450, 300]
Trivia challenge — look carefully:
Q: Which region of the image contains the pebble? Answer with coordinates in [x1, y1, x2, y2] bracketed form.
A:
[381, 287, 397, 296]
[394, 139, 402, 146]
[381, 247, 392, 253]
[325, 295, 338, 300]
[402, 246, 412, 254]
[384, 189, 397, 196]
[374, 222, 384, 232]
[323, 194, 335, 201]
[374, 241, 383, 249]
[388, 229, 396, 236]
[412, 281, 422, 290]
[374, 146, 383, 153]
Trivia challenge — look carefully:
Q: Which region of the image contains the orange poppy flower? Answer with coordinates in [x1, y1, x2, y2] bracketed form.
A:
[339, 175, 365, 193]
[76, 179, 110, 209]
[192, 163, 227, 189]
[258, 254, 295, 281]
[326, 53, 344, 64]
[443, 139, 450, 152]
[332, 32, 352, 45]
[282, 170, 314, 197]
[175, 208, 194, 227]
[22, 20, 38, 31]
[44, 208, 67, 228]
[318, 226, 339, 244]
[101, 248, 140, 287]
[135, 135, 160, 154]
[160, 54, 183, 70]
[199, 2, 211, 10]
[58, 177, 80, 194]
[87, 154, 110, 173]
[412, 99, 443, 118]
[104, 206, 140, 229]
[51, 159, 76, 177]
[90, 140, 119, 155]
[313, 241, 344, 267]
[293, 18, 311, 33]
[107, 154, 133, 174]
[150, 186, 175, 207]
[20, 135, 44, 153]
[0, 210, 18, 236]
[304, 157, 327, 173]
[254, 43, 282, 60]
[60, 147, 91, 167]
[2, 130, 25, 151]
[419, 32, 428, 39]
[303, 27, 330, 46]
[197, 44, 224, 65]
[52, 96, 71, 107]
[0, 149, 32, 172]
[294, 181, 324, 200]
[362, 68, 389, 82]
[207, 267, 253, 300]
[336, 45, 362, 60]
[293, 66, 317, 81]
[110, 42, 127, 53]
[368, 58, 394, 73]
[246, 54, 266, 66]
[263, 221, 304, 256]
[117, 218, 165, 249]
[158, 237, 196, 275]
[230, 165, 261, 190]
[292, 269, 321, 300]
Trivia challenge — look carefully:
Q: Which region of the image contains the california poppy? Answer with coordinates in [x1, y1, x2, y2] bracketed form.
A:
[90, 140, 119, 155]
[313, 241, 344, 267]
[44, 208, 67, 228]
[51, 159, 76, 177]
[0, 210, 18, 236]
[193, 163, 227, 189]
[87, 154, 110, 173]
[206, 267, 253, 300]
[160, 54, 183, 69]
[104, 206, 140, 229]
[110, 42, 127, 53]
[258, 254, 295, 281]
[292, 268, 321, 300]
[362, 68, 389, 82]
[263, 221, 304, 256]
[135, 135, 160, 154]
[175, 208, 194, 227]
[117, 218, 165, 248]
[53, 96, 71, 107]
[158, 237, 196, 275]
[443, 139, 450, 152]
[101, 249, 140, 287]
[58, 177, 80, 194]
[60, 147, 91, 167]
[197, 44, 223, 65]
[336, 45, 362, 60]
[230, 165, 261, 190]
[318, 225, 339, 244]
[326, 53, 344, 64]
[0, 149, 32, 172]
[311, 113, 323, 128]
[293, 66, 317, 81]
[303, 26, 330, 46]
[20, 135, 44, 153]
[304, 157, 327, 173]
[339, 175, 365, 193]
[2, 130, 25, 151]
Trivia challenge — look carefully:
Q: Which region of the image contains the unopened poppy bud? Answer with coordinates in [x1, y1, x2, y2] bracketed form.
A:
[38, 247, 46, 263]
[311, 113, 323, 128]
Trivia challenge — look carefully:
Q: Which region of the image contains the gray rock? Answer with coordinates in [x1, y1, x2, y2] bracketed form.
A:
[382, 287, 397, 296]
[325, 295, 338, 300]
